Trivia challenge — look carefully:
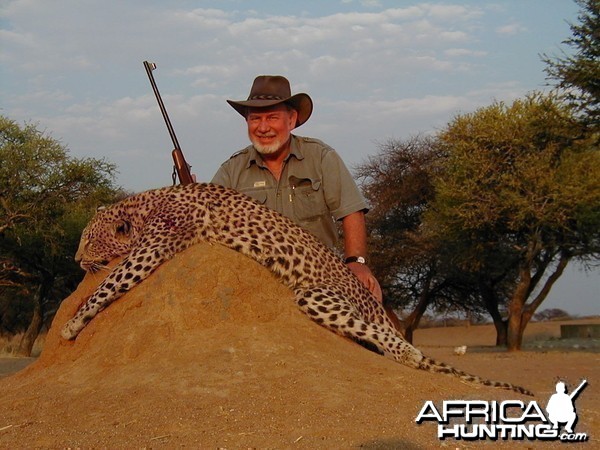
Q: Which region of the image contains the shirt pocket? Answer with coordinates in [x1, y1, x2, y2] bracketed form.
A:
[290, 177, 326, 222]
[239, 187, 268, 205]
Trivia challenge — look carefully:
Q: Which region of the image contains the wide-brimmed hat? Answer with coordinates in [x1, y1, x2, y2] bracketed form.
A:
[227, 75, 313, 128]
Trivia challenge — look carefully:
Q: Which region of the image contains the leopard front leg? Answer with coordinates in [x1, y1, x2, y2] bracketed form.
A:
[61, 246, 171, 340]
[61, 292, 109, 340]
[61, 259, 137, 339]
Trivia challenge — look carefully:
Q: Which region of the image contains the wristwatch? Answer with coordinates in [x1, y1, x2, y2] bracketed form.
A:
[345, 256, 366, 265]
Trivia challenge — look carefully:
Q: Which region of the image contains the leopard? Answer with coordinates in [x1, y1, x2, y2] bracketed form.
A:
[61, 183, 533, 396]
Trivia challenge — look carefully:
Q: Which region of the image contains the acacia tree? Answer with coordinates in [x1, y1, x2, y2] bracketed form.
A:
[0, 116, 121, 355]
[357, 136, 518, 343]
[542, 0, 600, 131]
[427, 93, 600, 350]
[356, 136, 494, 342]
[356, 136, 441, 341]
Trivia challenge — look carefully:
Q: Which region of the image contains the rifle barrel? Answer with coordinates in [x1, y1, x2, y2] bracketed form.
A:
[570, 379, 587, 399]
[143, 61, 181, 151]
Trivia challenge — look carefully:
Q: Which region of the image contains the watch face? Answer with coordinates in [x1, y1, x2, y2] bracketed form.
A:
[356, 256, 366, 264]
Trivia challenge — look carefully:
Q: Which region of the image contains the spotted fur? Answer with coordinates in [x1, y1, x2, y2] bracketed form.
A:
[62, 183, 533, 396]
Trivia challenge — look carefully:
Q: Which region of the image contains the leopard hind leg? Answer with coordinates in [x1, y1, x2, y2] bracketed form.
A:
[293, 285, 533, 396]
[293, 285, 423, 364]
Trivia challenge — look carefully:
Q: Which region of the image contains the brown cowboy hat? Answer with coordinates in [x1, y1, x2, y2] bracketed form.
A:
[227, 75, 313, 128]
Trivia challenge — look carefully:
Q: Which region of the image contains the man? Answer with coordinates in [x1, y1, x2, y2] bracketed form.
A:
[212, 75, 382, 302]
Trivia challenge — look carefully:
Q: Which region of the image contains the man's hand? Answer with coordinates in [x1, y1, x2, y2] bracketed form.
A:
[347, 262, 383, 303]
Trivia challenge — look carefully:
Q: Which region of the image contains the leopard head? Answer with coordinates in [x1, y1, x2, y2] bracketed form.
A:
[75, 206, 138, 273]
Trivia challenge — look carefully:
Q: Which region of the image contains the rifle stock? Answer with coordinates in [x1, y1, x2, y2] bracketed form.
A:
[172, 148, 194, 185]
[143, 60, 194, 185]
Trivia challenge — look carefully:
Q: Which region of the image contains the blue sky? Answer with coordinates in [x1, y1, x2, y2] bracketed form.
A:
[1, 0, 597, 315]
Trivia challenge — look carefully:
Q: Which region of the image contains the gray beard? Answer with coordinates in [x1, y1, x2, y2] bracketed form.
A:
[250, 136, 284, 155]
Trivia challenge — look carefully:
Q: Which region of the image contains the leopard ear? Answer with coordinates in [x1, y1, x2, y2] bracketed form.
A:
[114, 219, 132, 237]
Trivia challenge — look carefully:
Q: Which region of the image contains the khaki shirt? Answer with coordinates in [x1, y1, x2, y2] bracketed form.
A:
[211, 135, 368, 248]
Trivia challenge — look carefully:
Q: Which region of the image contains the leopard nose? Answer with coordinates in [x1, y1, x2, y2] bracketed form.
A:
[74, 238, 88, 263]
[74, 248, 86, 263]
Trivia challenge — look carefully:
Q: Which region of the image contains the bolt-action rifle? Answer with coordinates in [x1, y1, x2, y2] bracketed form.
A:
[143, 61, 194, 185]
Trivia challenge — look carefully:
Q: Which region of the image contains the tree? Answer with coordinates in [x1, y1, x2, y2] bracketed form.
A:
[0, 116, 122, 355]
[542, 0, 600, 131]
[356, 136, 493, 342]
[356, 136, 440, 341]
[427, 93, 600, 350]
[533, 308, 572, 322]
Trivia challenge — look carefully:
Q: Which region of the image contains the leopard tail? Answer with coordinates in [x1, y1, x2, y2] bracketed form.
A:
[418, 355, 534, 396]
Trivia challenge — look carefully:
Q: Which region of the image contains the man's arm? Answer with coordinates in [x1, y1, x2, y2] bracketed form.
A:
[342, 211, 383, 303]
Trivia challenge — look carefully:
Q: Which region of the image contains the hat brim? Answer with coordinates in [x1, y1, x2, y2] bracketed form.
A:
[227, 93, 313, 128]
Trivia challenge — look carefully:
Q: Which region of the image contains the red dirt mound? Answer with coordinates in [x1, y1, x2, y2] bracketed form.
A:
[0, 243, 593, 448]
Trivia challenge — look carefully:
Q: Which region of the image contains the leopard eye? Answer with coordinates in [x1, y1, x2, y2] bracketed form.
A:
[115, 220, 131, 236]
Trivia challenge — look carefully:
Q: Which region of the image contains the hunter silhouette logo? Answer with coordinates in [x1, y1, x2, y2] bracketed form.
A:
[415, 379, 589, 442]
[546, 379, 587, 434]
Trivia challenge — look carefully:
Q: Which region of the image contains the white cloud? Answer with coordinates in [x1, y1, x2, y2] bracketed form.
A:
[425, 4, 483, 21]
[465, 81, 525, 104]
[444, 48, 487, 57]
[1, 3, 487, 90]
[361, 0, 382, 8]
[0, 0, 559, 190]
[496, 22, 528, 36]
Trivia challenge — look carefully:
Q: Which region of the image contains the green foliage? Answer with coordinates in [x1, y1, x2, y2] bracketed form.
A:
[356, 136, 439, 303]
[542, 0, 600, 130]
[359, 94, 599, 348]
[428, 93, 600, 349]
[430, 93, 599, 257]
[0, 116, 118, 235]
[0, 116, 123, 336]
[356, 135, 493, 337]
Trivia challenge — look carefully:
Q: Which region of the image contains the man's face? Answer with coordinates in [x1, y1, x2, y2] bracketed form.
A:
[246, 104, 298, 155]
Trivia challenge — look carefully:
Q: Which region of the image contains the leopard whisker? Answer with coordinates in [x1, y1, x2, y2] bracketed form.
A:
[82, 261, 111, 274]
[93, 263, 111, 272]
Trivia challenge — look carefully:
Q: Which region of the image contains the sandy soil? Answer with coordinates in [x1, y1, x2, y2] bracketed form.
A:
[0, 243, 597, 449]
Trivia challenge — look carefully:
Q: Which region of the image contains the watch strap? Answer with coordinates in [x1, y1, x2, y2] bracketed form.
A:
[345, 256, 366, 264]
